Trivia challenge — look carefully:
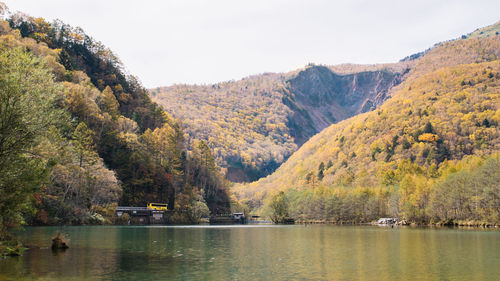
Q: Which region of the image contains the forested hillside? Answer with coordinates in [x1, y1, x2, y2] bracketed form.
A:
[234, 31, 500, 225]
[153, 63, 405, 182]
[153, 21, 498, 183]
[0, 6, 230, 248]
[466, 20, 500, 39]
[153, 74, 294, 182]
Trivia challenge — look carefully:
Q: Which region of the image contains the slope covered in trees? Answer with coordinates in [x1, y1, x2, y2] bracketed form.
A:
[234, 32, 500, 225]
[0, 23, 121, 239]
[466, 20, 500, 39]
[154, 25, 499, 184]
[153, 74, 294, 182]
[0, 5, 230, 249]
[153, 64, 405, 182]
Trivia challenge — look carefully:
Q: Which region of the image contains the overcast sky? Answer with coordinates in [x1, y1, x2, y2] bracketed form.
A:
[4, 0, 500, 87]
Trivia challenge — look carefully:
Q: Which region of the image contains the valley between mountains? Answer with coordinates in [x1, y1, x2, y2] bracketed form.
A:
[153, 21, 500, 224]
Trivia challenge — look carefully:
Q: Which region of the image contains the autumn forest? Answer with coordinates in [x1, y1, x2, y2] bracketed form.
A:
[1, 2, 499, 257]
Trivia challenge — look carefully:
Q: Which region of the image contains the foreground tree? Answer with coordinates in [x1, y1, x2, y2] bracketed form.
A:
[0, 48, 65, 240]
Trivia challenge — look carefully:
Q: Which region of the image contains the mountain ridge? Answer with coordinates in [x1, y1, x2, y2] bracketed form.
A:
[152, 63, 407, 181]
[233, 31, 500, 223]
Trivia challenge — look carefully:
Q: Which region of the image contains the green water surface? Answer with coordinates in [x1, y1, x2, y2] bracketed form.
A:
[0, 225, 498, 280]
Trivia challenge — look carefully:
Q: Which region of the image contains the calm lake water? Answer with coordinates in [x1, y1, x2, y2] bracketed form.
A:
[0, 225, 498, 280]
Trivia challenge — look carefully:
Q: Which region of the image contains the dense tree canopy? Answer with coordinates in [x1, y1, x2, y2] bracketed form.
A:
[0, 47, 64, 238]
[0, 7, 231, 245]
[153, 66, 403, 182]
[235, 33, 500, 225]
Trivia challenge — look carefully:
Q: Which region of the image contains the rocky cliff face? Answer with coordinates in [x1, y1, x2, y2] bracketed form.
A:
[152, 64, 404, 182]
[284, 65, 402, 145]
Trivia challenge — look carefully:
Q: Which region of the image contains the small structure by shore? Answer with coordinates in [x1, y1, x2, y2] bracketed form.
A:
[209, 213, 248, 224]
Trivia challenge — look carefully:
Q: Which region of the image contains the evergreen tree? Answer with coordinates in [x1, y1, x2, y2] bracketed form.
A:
[97, 86, 120, 119]
[198, 140, 217, 172]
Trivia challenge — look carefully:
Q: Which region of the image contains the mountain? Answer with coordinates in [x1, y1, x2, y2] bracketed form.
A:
[152, 63, 407, 182]
[234, 29, 500, 225]
[465, 20, 500, 39]
[284, 65, 404, 145]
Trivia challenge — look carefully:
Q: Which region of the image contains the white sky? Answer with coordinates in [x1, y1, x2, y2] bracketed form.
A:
[4, 0, 500, 88]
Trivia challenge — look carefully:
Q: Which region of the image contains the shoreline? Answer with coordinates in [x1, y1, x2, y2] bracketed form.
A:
[295, 220, 500, 228]
[17, 221, 500, 230]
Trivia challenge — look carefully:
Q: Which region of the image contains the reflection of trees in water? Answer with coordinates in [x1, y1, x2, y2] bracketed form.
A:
[2, 226, 498, 280]
[22, 232, 119, 278]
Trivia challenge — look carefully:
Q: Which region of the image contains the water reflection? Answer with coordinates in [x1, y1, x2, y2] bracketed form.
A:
[0, 225, 498, 280]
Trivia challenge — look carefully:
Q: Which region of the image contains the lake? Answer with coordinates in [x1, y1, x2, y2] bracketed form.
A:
[0, 225, 498, 280]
